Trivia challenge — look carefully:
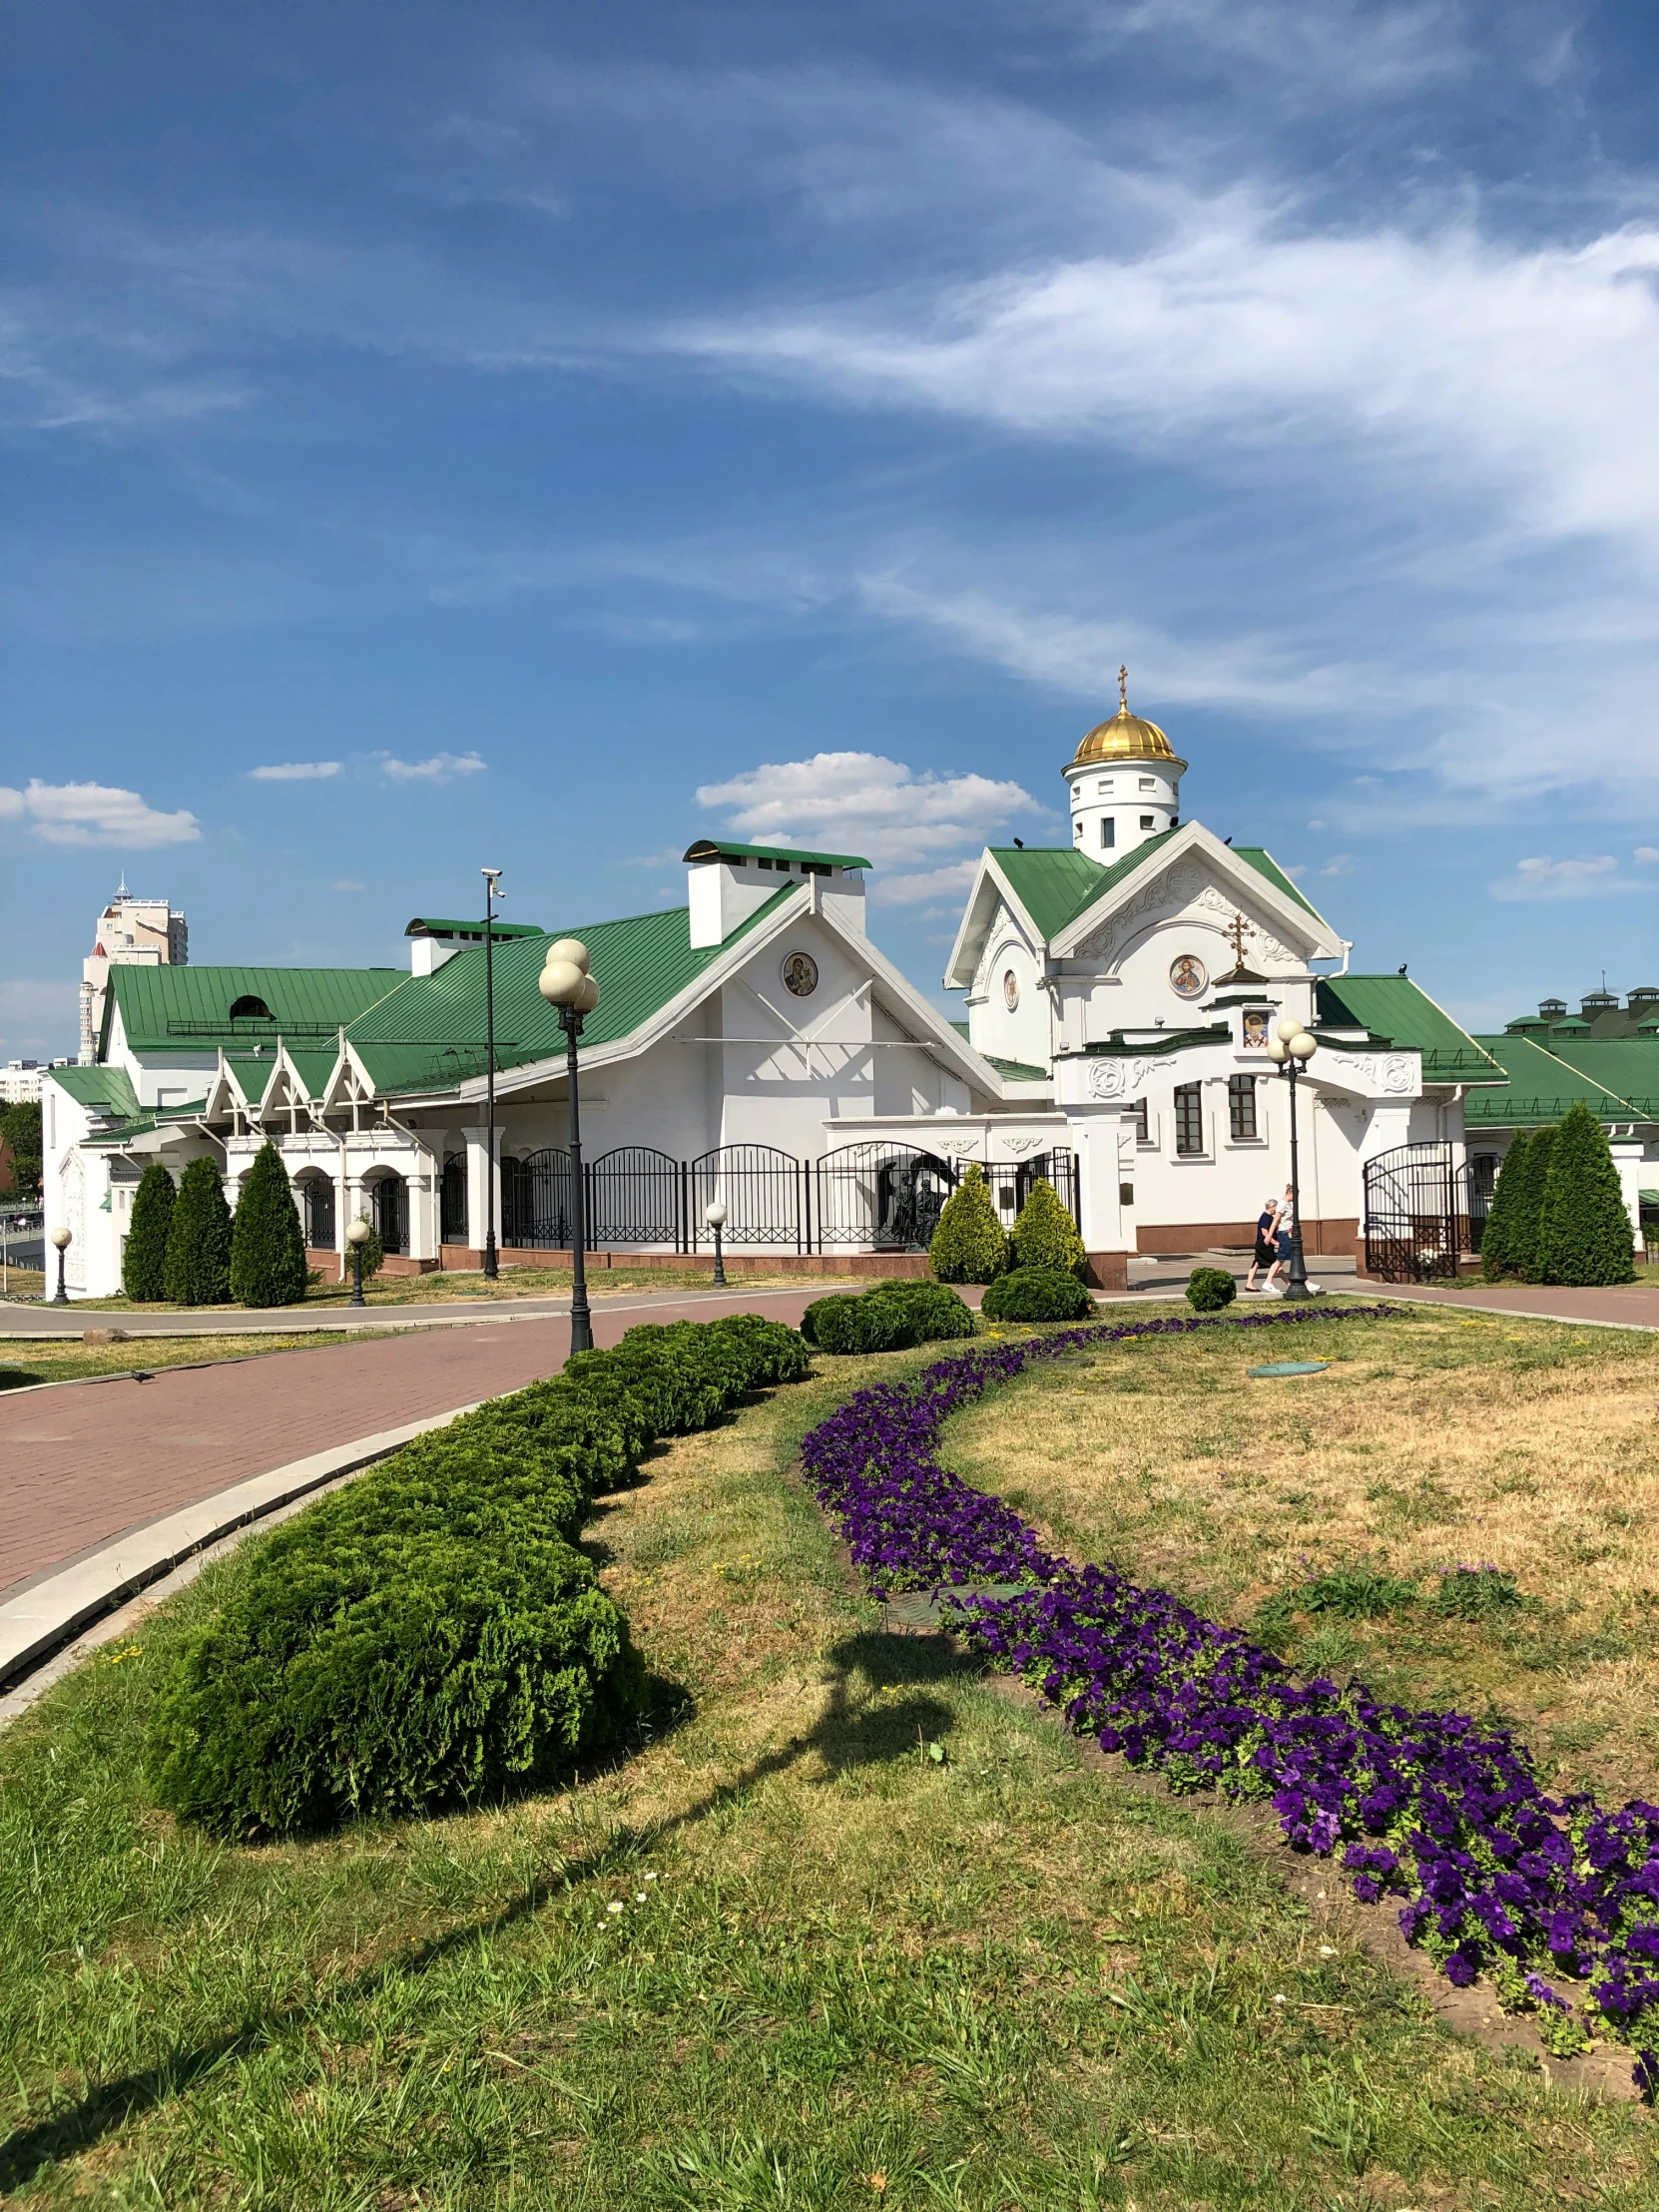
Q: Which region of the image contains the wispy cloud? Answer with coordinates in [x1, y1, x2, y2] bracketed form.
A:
[0, 779, 201, 847]
[378, 752, 486, 783]
[250, 760, 341, 781]
[330, 877, 365, 890]
[696, 750, 1046, 900]
[1487, 854, 1653, 901]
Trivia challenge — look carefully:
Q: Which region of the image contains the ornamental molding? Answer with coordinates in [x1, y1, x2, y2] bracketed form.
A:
[1339, 1051, 1417, 1096]
[1087, 1056, 1157, 1100]
[1194, 883, 1297, 964]
[1074, 861, 1201, 961]
[997, 1135, 1043, 1155]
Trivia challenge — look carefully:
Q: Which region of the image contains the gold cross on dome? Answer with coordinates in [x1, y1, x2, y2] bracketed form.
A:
[1224, 911, 1255, 966]
[1118, 663, 1129, 713]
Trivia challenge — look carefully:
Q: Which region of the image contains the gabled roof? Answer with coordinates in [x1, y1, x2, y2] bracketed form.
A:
[104, 964, 402, 1054]
[344, 886, 803, 1095]
[1464, 1035, 1646, 1127]
[405, 916, 545, 940]
[47, 1064, 141, 1119]
[986, 843, 1129, 940]
[682, 838, 870, 870]
[1521, 1038, 1659, 1120]
[1316, 977, 1501, 1081]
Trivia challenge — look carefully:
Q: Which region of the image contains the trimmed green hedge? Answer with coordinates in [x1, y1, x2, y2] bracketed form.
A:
[145, 1314, 810, 1837]
[1009, 1178, 1087, 1279]
[1186, 1266, 1237, 1313]
[979, 1266, 1095, 1323]
[928, 1162, 1010, 1283]
[801, 1279, 976, 1355]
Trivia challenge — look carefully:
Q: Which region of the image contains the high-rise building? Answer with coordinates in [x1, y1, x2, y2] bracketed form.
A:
[79, 884, 188, 1063]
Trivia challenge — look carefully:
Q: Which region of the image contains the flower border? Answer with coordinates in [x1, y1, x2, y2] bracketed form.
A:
[798, 1311, 1659, 2095]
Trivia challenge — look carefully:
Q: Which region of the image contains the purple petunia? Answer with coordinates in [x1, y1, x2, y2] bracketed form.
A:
[797, 1310, 1659, 2095]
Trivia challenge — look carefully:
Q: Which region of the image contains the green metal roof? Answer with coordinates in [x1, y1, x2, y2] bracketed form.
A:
[281, 1049, 341, 1100]
[1463, 1035, 1645, 1126]
[947, 1023, 1049, 1083]
[105, 964, 403, 1052]
[345, 884, 802, 1094]
[47, 1065, 141, 1119]
[1316, 976, 1500, 1079]
[988, 833, 1326, 947]
[404, 916, 545, 939]
[683, 839, 870, 870]
[1528, 1039, 1659, 1120]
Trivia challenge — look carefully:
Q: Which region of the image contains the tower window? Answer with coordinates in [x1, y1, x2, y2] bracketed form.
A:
[1174, 1083, 1204, 1155]
[1139, 777, 1156, 792]
[1100, 819, 1115, 848]
[1140, 815, 1155, 830]
[1228, 1073, 1259, 1141]
[1097, 780, 1114, 794]
[1074, 818, 1083, 838]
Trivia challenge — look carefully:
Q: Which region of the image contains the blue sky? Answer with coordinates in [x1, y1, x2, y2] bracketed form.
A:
[5, 0, 1658, 1061]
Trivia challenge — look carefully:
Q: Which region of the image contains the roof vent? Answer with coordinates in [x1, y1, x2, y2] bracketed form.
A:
[229, 994, 273, 1020]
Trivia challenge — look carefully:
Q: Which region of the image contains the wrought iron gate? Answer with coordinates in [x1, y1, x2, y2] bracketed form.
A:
[1363, 1141, 1465, 1283]
[980, 1151, 1080, 1232]
[688, 1144, 807, 1250]
[440, 1153, 467, 1245]
[587, 1146, 685, 1250]
[502, 1147, 574, 1249]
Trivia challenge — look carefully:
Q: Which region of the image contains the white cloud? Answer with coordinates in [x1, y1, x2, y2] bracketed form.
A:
[1487, 854, 1650, 902]
[250, 761, 341, 782]
[0, 779, 201, 847]
[378, 751, 486, 783]
[1087, 0, 1470, 97]
[696, 750, 1046, 901]
[330, 877, 365, 891]
[1319, 853, 1355, 876]
[1637, 846, 1659, 864]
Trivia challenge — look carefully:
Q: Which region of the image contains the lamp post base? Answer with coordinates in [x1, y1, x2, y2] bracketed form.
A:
[482, 1232, 498, 1283]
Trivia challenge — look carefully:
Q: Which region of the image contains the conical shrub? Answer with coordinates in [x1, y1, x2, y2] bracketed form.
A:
[928, 1161, 1010, 1284]
[1009, 1176, 1087, 1279]
[1479, 1131, 1531, 1283]
[1536, 1100, 1635, 1286]
[1515, 1122, 1559, 1283]
[164, 1156, 234, 1305]
[231, 1140, 309, 1308]
[122, 1163, 176, 1301]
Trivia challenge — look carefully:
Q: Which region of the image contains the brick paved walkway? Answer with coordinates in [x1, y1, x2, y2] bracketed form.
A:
[0, 1290, 825, 1601]
[1374, 1281, 1659, 1329]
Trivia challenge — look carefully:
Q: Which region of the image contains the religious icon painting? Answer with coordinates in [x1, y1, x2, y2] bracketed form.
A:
[1002, 968, 1019, 1010]
[781, 951, 819, 998]
[1242, 1008, 1270, 1050]
[1168, 953, 1208, 1000]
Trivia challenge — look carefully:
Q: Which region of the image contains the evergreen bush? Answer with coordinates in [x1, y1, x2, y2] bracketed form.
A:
[122, 1164, 176, 1301]
[1008, 1176, 1087, 1278]
[801, 1279, 976, 1354]
[1186, 1266, 1237, 1313]
[1536, 1100, 1636, 1286]
[1479, 1131, 1532, 1283]
[163, 1157, 234, 1305]
[229, 1140, 308, 1308]
[146, 1314, 809, 1836]
[979, 1267, 1095, 1323]
[356, 1221, 385, 1281]
[1514, 1123, 1559, 1283]
[927, 1162, 1010, 1283]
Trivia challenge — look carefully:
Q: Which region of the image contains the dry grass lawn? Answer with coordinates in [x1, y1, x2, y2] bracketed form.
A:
[951, 1306, 1659, 1807]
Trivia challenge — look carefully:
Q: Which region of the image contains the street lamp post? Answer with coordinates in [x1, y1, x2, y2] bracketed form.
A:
[1268, 1015, 1320, 1301]
[481, 868, 504, 1282]
[50, 1224, 71, 1305]
[537, 937, 601, 1356]
[345, 1214, 371, 1308]
[705, 1200, 728, 1287]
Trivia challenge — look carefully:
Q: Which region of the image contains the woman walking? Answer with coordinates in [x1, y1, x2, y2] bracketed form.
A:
[1264, 1185, 1296, 1294]
[1245, 1197, 1279, 1291]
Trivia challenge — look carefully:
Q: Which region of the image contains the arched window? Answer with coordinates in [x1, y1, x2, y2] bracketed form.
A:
[229, 994, 273, 1020]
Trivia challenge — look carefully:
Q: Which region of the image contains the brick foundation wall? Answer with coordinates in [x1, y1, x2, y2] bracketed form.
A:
[306, 1247, 437, 1279]
[1137, 1219, 1359, 1258]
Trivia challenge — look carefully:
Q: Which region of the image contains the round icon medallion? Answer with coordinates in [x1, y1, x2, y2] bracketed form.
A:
[1003, 967, 1019, 1010]
[1169, 953, 1208, 1000]
[782, 951, 819, 998]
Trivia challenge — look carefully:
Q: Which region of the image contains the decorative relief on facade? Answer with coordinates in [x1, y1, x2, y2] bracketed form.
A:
[1340, 1052, 1417, 1095]
[1087, 1056, 1156, 1100]
[1075, 862, 1201, 962]
[998, 1135, 1042, 1155]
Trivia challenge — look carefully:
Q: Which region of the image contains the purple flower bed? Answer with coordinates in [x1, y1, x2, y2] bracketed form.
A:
[798, 1308, 1659, 2095]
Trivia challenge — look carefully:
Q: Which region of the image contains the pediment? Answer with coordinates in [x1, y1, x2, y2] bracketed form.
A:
[1051, 827, 1340, 969]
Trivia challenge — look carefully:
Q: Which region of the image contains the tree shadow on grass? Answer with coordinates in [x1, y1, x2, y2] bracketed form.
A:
[0, 1627, 977, 2191]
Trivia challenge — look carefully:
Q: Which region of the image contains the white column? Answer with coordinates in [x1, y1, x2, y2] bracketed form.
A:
[1609, 1140, 1646, 1255]
[464, 1123, 498, 1258]
[1070, 1113, 1128, 1253]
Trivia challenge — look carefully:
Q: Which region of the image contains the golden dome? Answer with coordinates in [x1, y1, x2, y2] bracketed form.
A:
[1072, 667, 1177, 766]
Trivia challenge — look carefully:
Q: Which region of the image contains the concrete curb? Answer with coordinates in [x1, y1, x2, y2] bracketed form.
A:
[0, 1400, 484, 1698]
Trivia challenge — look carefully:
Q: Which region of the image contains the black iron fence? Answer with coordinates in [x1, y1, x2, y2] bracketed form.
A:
[493, 1142, 1080, 1254]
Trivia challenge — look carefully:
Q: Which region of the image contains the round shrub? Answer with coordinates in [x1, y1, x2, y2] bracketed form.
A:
[1186, 1266, 1237, 1313]
[122, 1163, 175, 1301]
[1009, 1177, 1087, 1279]
[230, 1139, 308, 1308]
[928, 1162, 1010, 1284]
[979, 1266, 1095, 1323]
[803, 1278, 975, 1354]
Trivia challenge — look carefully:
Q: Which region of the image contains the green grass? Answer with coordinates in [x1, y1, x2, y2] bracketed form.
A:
[0, 1335, 1656, 2206]
[0, 1330, 397, 1388]
[53, 1262, 850, 1315]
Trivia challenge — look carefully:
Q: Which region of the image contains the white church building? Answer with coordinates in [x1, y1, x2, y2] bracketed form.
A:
[47, 683, 1588, 1298]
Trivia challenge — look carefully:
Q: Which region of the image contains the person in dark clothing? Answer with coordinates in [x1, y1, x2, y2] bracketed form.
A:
[1246, 1197, 1279, 1291]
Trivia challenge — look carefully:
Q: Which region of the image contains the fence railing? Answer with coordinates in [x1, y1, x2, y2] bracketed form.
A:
[494, 1143, 1080, 1254]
